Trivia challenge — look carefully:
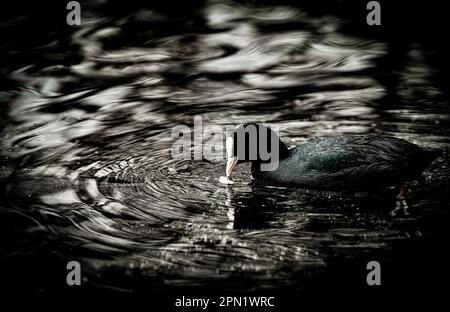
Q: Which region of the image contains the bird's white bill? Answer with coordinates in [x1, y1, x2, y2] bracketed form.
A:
[225, 156, 238, 178]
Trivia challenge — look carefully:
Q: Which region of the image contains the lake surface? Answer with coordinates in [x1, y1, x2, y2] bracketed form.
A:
[1, 0, 449, 307]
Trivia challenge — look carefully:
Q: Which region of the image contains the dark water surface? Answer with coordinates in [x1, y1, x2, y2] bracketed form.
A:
[1, 0, 450, 307]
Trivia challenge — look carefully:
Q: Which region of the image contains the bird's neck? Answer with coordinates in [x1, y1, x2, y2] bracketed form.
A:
[251, 141, 289, 174]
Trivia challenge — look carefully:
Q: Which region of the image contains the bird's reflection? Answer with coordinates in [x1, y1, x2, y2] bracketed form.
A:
[223, 182, 284, 230]
[223, 181, 411, 230]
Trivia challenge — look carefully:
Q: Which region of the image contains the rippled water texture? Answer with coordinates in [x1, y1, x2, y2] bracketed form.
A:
[1, 0, 450, 297]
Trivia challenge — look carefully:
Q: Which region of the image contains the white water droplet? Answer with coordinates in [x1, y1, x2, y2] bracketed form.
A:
[219, 176, 234, 184]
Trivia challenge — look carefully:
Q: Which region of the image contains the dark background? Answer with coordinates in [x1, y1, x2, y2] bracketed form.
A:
[1, 0, 449, 310]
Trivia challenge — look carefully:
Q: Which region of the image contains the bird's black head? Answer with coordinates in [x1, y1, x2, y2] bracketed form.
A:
[225, 123, 289, 178]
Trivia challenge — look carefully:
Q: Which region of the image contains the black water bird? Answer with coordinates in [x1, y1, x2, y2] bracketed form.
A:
[225, 124, 438, 194]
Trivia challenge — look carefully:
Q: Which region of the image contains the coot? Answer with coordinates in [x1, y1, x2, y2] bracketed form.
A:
[225, 124, 437, 192]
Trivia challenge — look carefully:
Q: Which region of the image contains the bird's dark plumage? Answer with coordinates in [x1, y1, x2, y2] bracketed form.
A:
[226, 124, 437, 190]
